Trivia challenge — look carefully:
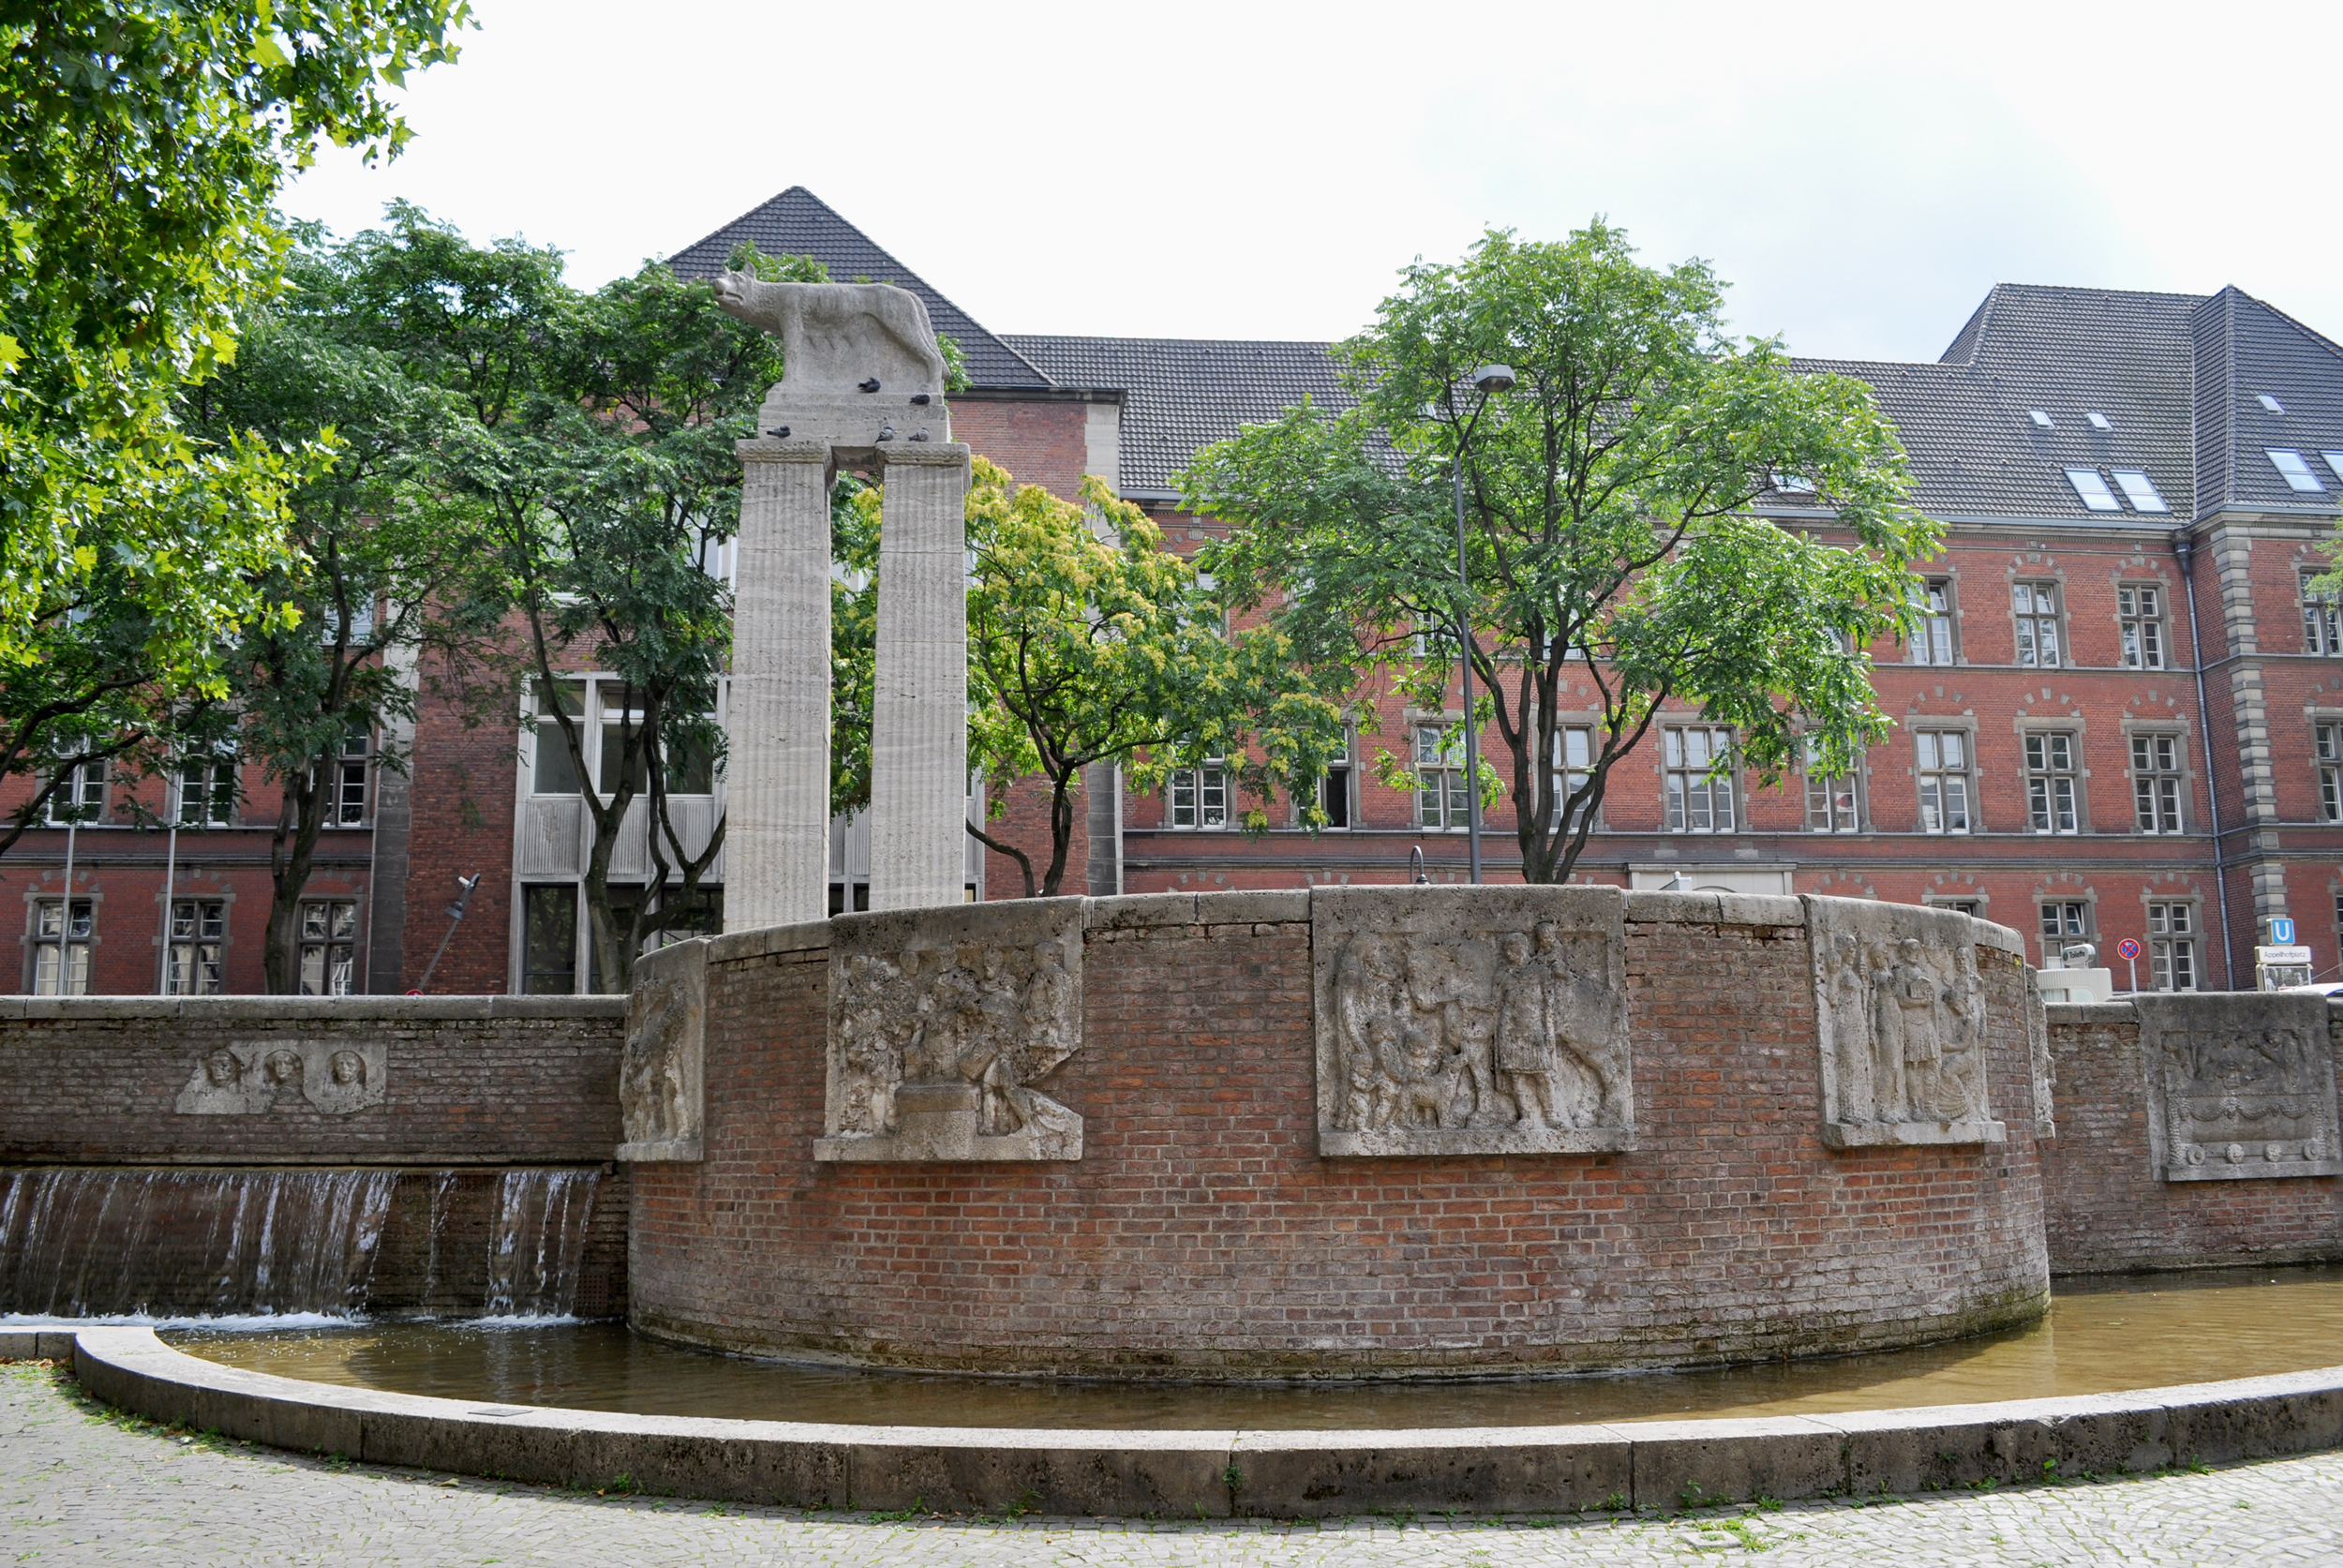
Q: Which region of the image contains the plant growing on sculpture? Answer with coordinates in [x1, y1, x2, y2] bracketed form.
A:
[187, 234, 481, 993]
[1184, 222, 1938, 883]
[0, 2, 471, 692]
[956, 457, 1349, 897]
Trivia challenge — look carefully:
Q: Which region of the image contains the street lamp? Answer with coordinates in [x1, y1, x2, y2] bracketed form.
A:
[1454, 363, 1514, 885]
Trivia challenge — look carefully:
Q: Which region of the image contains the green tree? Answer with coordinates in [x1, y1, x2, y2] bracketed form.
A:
[0, 2, 470, 689]
[189, 235, 478, 992]
[1185, 223, 1937, 884]
[955, 458, 1347, 897]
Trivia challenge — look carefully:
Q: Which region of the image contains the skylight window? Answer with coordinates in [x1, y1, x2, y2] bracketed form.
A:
[2111, 470, 2168, 513]
[1771, 469, 1816, 495]
[2028, 410, 2054, 429]
[2087, 411, 2112, 431]
[2324, 453, 2343, 487]
[2267, 448, 2326, 492]
[2259, 394, 2286, 414]
[2065, 468, 2123, 512]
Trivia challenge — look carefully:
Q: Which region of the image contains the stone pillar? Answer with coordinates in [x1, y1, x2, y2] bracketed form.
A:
[722, 438, 835, 933]
[868, 442, 972, 911]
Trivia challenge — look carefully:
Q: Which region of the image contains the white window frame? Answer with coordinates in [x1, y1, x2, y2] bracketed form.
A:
[2146, 901, 2198, 993]
[297, 899, 359, 996]
[30, 897, 94, 995]
[2130, 732, 2185, 834]
[1662, 724, 1736, 834]
[1414, 723, 1470, 832]
[1915, 729, 1973, 834]
[2023, 730, 2082, 834]
[1909, 578, 1955, 665]
[1549, 724, 1595, 831]
[2319, 723, 2343, 822]
[45, 755, 107, 827]
[2013, 581, 2063, 668]
[1802, 736, 1859, 832]
[2039, 900, 2094, 965]
[2118, 584, 2165, 669]
[1169, 756, 1230, 830]
[2303, 571, 2342, 656]
[165, 898, 227, 995]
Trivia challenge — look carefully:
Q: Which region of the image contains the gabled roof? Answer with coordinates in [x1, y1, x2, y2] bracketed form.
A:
[664, 187, 1051, 390]
[2193, 285, 2343, 515]
[1005, 335, 1350, 494]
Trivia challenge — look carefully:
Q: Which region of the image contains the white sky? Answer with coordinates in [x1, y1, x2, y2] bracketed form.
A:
[284, 0, 2343, 365]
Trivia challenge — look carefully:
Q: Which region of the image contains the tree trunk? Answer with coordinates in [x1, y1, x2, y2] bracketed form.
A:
[1038, 769, 1079, 899]
[263, 765, 329, 993]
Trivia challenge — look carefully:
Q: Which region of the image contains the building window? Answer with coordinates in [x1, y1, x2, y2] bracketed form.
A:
[2023, 731, 2081, 833]
[1663, 725, 1736, 833]
[531, 679, 586, 795]
[2268, 448, 2326, 493]
[2012, 581, 2062, 667]
[1414, 724, 1470, 831]
[175, 744, 237, 826]
[297, 900, 358, 996]
[165, 900, 226, 995]
[1915, 730, 1972, 833]
[1803, 737, 1859, 832]
[522, 885, 578, 993]
[45, 757, 106, 827]
[2321, 724, 2343, 822]
[1932, 898, 1983, 918]
[1909, 579, 1955, 665]
[1170, 756, 1231, 829]
[31, 899, 94, 995]
[2146, 902, 2197, 992]
[2118, 585, 2165, 669]
[2040, 900, 2093, 963]
[1318, 734, 1352, 829]
[1550, 725, 1593, 829]
[332, 730, 369, 826]
[2129, 733, 2185, 833]
[2304, 572, 2342, 655]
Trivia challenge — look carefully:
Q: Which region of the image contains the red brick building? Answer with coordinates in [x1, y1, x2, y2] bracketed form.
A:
[9, 190, 2341, 994]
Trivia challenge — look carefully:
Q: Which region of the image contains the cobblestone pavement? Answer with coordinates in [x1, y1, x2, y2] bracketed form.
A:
[7, 1362, 2343, 1566]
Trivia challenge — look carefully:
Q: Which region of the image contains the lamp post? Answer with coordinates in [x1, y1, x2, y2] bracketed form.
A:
[1454, 363, 1515, 886]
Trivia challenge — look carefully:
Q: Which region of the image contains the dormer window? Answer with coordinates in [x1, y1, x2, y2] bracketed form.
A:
[2259, 394, 2286, 414]
[1771, 469, 1816, 495]
[2087, 411, 2112, 431]
[2065, 468, 2122, 512]
[2028, 410, 2054, 429]
[2111, 470, 2168, 513]
[2268, 449, 2326, 493]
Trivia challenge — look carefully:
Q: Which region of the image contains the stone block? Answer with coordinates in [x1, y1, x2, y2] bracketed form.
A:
[2135, 992, 2343, 1181]
[845, 1427, 1237, 1517]
[489, 995, 629, 1019]
[1807, 895, 2006, 1151]
[1626, 1416, 1847, 1508]
[867, 444, 972, 913]
[1971, 918, 2028, 958]
[565, 1417, 851, 1507]
[174, 1038, 386, 1117]
[2160, 1369, 2343, 1464]
[1313, 885, 1632, 1157]
[1621, 890, 1733, 927]
[707, 920, 832, 966]
[1827, 1396, 2171, 1494]
[1230, 1426, 1631, 1517]
[619, 939, 705, 1162]
[1196, 889, 1310, 927]
[359, 1401, 584, 1485]
[1086, 893, 1197, 931]
[816, 899, 1084, 1162]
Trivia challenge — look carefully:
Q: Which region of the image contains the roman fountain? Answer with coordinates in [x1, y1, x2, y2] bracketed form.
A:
[8, 278, 2343, 1516]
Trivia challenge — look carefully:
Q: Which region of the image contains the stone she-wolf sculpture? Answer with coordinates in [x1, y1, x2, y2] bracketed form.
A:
[1312, 885, 1634, 1157]
[816, 900, 1085, 1162]
[2134, 990, 2343, 1182]
[619, 938, 707, 1162]
[712, 269, 948, 399]
[1806, 897, 2004, 1148]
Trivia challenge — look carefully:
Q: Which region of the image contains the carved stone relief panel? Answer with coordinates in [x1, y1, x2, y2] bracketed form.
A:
[815, 899, 1084, 1163]
[1312, 886, 1633, 1157]
[619, 938, 707, 1162]
[1805, 897, 2006, 1148]
[174, 1039, 386, 1115]
[2136, 992, 2343, 1182]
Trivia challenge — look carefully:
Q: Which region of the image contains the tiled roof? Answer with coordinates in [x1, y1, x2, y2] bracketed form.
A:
[1003, 336, 1351, 494]
[1791, 282, 2343, 524]
[664, 187, 1050, 390]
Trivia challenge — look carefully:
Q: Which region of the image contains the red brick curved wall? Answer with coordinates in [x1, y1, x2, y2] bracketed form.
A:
[628, 894, 2050, 1376]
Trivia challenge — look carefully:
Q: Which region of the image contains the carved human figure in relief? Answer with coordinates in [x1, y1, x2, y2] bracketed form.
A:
[1495, 932, 1559, 1127]
[263, 1048, 304, 1103]
[1537, 921, 1616, 1128]
[1822, 931, 1876, 1121]
[711, 269, 949, 396]
[1865, 939, 1911, 1122]
[1889, 938, 1946, 1113]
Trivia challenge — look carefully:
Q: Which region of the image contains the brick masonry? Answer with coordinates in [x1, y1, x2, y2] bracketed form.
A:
[0, 997, 625, 1165]
[628, 894, 2053, 1377]
[2041, 1000, 2343, 1273]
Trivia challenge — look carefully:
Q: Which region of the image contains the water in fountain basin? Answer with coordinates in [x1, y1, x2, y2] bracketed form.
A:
[484, 1169, 599, 1320]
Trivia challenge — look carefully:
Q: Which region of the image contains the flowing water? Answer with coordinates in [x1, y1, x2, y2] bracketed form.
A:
[172, 1263, 2343, 1429]
[0, 1167, 599, 1322]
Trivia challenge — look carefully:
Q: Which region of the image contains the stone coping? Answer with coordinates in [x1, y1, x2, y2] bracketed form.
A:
[0, 995, 626, 1022]
[694, 889, 2027, 963]
[2046, 996, 2343, 1027]
[19, 1327, 2341, 1518]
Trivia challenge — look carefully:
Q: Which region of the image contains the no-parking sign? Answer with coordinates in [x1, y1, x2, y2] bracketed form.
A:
[2116, 937, 2141, 962]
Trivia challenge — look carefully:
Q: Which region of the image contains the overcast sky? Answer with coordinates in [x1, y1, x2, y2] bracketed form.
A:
[284, 0, 2342, 365]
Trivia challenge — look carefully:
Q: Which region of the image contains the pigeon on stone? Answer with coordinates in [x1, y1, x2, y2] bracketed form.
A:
[910, 393, 932, 406]
[766, 426, 790, 439]
[909, 427, 931, 442]
[858, 378, 882, 393]
[876, 423, 896, 441]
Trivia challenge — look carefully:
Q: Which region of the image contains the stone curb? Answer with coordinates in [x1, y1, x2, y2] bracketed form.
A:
[42, 1329, 2343, 1518]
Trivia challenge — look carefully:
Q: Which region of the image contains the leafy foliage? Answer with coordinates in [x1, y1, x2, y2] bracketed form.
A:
[1185, 222, 1937, 882]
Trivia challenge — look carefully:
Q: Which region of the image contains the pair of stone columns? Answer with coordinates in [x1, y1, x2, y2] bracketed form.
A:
[724, 430, 970, 931]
